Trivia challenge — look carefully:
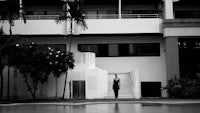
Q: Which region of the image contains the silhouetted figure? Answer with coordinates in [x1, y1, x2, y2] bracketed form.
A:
[113, 74, 120, 100]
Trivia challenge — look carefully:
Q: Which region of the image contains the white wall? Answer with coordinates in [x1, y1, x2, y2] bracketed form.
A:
[0, 18, 163, 35]
[18, 35, 167, 90]
[72, 35, 167, 97]
[1, 20, 65, 35]
[81, 19, 163, 34]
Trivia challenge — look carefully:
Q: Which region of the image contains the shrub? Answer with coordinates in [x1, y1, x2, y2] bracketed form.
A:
[163, 75, 200, 98]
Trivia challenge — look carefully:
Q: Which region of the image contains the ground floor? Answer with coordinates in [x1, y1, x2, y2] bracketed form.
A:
[1, 33, 200, 100]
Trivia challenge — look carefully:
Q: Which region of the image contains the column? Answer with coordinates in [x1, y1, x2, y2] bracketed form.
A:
[163, 0, 174, 19]
[118, 0, 121, 19]
[165, 37, 180, 80]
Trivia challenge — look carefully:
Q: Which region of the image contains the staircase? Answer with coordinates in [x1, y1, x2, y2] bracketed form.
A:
[105, 73, 134, 99]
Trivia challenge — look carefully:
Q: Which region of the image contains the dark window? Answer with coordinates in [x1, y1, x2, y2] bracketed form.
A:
[44, 11, 48, 15]
[118, 43, 160, 56]
[137, 43, 160, 56]
[26, 11, 35, 15]
[118, 44, 129, 56]
[78, 43, 160, 57]
[98, 44, 109, 57]
[78, 44, 108, 57]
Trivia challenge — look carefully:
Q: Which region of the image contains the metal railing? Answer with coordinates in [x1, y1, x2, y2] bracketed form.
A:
[122, 14, 159, 18]
[85, 14, 119, 19]
[3, 13, 160, 20]
[25, 15, 59, 20]
[85, 14, 160, 19]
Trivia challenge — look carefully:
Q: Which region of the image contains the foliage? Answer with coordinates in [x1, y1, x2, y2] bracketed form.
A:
[1, 41, 75, 100]
[46, 46, 75, 99]
[0, 28, 19, 99]
[5, 42, 51, 99]
[0, 0, 26, 35]
[179, 77, 200, 98]
[0, 27, 6, 98]
[163, 75, 200, 98]
[56, 0, 87, 29]
[163, 76, 182, 98]
[47, 47, 75, 78]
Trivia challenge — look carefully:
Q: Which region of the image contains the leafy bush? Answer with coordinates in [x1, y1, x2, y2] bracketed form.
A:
[163, 75, 200, 98]
[179, 78, 200, 98]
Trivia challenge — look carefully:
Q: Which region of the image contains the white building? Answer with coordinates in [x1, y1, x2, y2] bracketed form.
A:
[1, 0, 200, 100]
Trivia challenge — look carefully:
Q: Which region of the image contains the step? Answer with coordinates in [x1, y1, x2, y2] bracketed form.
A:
[104, 94, 134, 99]
[107, 73, 134, 99]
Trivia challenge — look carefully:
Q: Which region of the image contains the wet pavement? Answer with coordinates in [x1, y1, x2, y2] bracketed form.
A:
[1, 99, 200, 113]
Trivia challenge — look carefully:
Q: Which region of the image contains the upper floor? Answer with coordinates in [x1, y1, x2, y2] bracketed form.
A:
[0, 0, 200, 35]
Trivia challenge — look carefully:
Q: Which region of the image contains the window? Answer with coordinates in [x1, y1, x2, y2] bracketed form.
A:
[78, 43, 160, 57]
[26, 11, 35, 15]
[137, 43, 160, 56]
[78, 44, 108, 57]
[118, 44, 130, 56]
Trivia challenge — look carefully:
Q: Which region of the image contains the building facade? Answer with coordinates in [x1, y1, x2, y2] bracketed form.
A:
[1, 0, 200, 99]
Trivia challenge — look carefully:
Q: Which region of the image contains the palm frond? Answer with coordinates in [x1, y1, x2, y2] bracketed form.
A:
[56, 0, 87, 29]
[55, 15, 71, 24]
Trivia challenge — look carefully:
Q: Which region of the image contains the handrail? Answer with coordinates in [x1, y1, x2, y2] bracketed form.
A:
[122, 14, 159, 18]
[25, 15, 59, 20]
[22, 13, 160, 20]
[85, 14, 160, 19]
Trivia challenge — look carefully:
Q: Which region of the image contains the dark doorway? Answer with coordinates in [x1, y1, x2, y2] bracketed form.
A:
[73, 81, 85, 99]
[141, 82, 161, 97]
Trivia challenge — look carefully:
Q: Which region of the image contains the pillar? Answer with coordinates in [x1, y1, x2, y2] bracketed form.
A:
[165, 37, 180, 80]
[163, 0, 174, 19]
[118, 0, 121, 19]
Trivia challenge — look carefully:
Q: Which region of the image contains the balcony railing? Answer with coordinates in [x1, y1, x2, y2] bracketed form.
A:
[25, 15, 59, 20]
[85, 14, 160, 19]
[122, 14, 160, 18]
[23, 14, 160, 20]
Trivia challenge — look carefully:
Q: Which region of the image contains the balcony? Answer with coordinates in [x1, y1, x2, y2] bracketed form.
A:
[24, 13, 160, 20]
[0, 14, 163, 35]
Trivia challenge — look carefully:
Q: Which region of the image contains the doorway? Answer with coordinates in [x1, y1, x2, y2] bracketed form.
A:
[73, 81, 85, 99]
[141, 82, 161, 97]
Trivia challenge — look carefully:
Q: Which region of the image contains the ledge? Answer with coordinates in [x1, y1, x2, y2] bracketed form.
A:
[163, 19, 200, 28]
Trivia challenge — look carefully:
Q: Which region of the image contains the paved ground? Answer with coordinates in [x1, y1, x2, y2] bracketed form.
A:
[1, 98, 200, 106]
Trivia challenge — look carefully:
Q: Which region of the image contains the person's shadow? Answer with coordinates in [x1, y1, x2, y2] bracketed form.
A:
[114, 103, 120, 113]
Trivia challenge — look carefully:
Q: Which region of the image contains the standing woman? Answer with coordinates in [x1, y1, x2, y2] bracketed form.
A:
[113, 74, 120, 100]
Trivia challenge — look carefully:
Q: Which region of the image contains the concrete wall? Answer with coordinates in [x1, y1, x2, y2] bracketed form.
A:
[26, 35, 167, 95]
[0, 18, 163, 35]
[71, 35, 167, 97]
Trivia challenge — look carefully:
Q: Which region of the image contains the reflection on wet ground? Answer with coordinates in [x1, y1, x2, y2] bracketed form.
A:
[1, 103, 200, 113]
